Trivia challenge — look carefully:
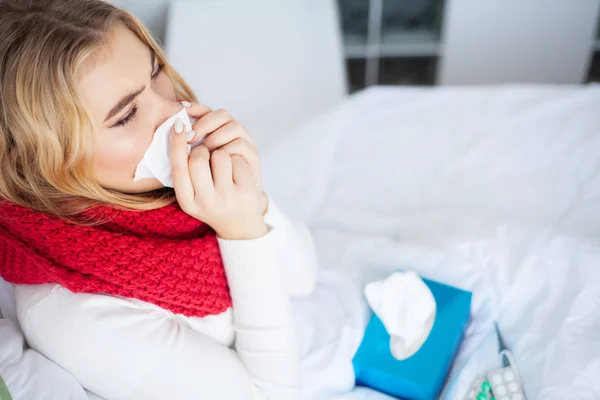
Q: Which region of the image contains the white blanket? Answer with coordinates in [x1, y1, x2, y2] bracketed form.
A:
[263, 84, 600, 399]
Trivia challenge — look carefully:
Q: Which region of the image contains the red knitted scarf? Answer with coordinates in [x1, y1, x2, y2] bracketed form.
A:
[0, 201, 232, 317]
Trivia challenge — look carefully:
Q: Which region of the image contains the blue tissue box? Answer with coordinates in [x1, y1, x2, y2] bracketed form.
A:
[353, 277, 472, 400]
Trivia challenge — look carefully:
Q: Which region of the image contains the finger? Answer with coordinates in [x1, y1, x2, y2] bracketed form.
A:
[180, 101, 212, 120]
[210, 149, 233, 192]
[218, 138, 261, 183]
[170, 118, 196, 208]
[181, 101, 212, 144]
[202, 120, 252, 152]
[188, 145, 216, 197]
[189, 109, 237, 145]
[231, 155, 255, 188]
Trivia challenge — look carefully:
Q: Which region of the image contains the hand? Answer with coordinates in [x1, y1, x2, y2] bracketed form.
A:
[182, 102, 269, 215]
[183, 103, 262, 187]
[170, 116, 267, 240]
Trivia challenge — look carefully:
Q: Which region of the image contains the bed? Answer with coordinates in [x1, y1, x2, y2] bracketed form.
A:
[261, 84, 600, 399]
[2, 84, 600, 399]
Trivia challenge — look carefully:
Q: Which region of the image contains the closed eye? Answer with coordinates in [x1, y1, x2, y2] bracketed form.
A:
[113, 105, 138, 127]
[151, 50, 165, 79]
[152, 62, 164, 79]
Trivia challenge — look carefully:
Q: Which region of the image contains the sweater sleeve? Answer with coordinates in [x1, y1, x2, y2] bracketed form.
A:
[15, 284, 265, 400]
[212, 197, 317, 399]
[217, 227, 301, 400]
[261, 196, 319, 296]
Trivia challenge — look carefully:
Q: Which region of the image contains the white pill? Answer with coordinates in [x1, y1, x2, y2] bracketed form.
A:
[493, 374, 503, 384]
[504, 370, 515, 381]
[509, 382, 518, 392]
[499, 396, 510, 400]
[496, 385, 507, 395]
[512, 394, 524, 400]
[468, 391, 476, 399]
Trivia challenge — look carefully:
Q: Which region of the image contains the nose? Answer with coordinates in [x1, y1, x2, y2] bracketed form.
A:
[151, 93, 184, 132]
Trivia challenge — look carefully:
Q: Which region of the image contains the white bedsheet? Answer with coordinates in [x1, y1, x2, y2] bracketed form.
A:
[263, 84, 600, 399]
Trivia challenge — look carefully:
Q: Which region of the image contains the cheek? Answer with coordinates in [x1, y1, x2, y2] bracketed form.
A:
[94, 129, 152, 175]
[92, 124, 164, 193]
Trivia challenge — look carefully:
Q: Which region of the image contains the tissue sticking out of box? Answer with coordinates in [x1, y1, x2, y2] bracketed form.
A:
[364, 271, 437, 360]
[134, 106, 199, 188]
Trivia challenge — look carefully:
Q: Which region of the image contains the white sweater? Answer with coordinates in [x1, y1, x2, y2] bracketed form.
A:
[14, 198, 319, 400]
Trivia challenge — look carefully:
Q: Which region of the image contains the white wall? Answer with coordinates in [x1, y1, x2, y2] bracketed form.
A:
[165, 0, 347, 147]
[439, 0, 600, 85]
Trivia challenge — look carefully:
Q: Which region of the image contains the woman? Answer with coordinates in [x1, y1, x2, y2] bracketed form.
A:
[0, 0, 320, 398]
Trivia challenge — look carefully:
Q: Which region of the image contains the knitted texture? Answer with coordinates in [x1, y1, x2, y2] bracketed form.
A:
[0, 201, 232, 317]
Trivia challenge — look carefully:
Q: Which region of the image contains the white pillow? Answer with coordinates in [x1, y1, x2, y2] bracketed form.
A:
[0, 278, 88, 400]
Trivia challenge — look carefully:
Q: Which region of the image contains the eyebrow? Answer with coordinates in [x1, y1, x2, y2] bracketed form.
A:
[104, 85, 146, 122]
[103, 51, 156, 123]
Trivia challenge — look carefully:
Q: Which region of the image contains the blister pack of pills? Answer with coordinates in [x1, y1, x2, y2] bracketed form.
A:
[464, 324, 526, 400]
[485, 366, 525, 400]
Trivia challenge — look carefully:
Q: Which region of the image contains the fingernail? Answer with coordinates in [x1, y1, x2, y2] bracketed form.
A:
[174, 118, 184, 134]
[181, 101, 192, 108]
[186, 129, 196, 141]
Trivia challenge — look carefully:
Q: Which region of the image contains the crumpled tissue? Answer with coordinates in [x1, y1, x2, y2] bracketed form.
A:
[364, 270, 437, 360]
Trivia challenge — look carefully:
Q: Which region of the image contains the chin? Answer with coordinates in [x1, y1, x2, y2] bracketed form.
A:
[111, 178, 165, 194]
[131, 178, 165, 193]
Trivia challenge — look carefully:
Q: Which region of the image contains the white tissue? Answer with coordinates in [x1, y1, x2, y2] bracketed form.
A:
[364, 271, 437, 360]
[134, 107, 199, 188]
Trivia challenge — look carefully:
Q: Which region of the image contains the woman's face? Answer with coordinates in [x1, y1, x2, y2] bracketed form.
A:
[79, 25, 182, 193]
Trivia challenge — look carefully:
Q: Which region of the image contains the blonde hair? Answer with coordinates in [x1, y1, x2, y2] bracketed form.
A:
[0, 0, 196, 219]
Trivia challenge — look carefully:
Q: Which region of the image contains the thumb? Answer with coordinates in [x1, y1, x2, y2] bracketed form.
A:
[170, 118, 189, 165]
